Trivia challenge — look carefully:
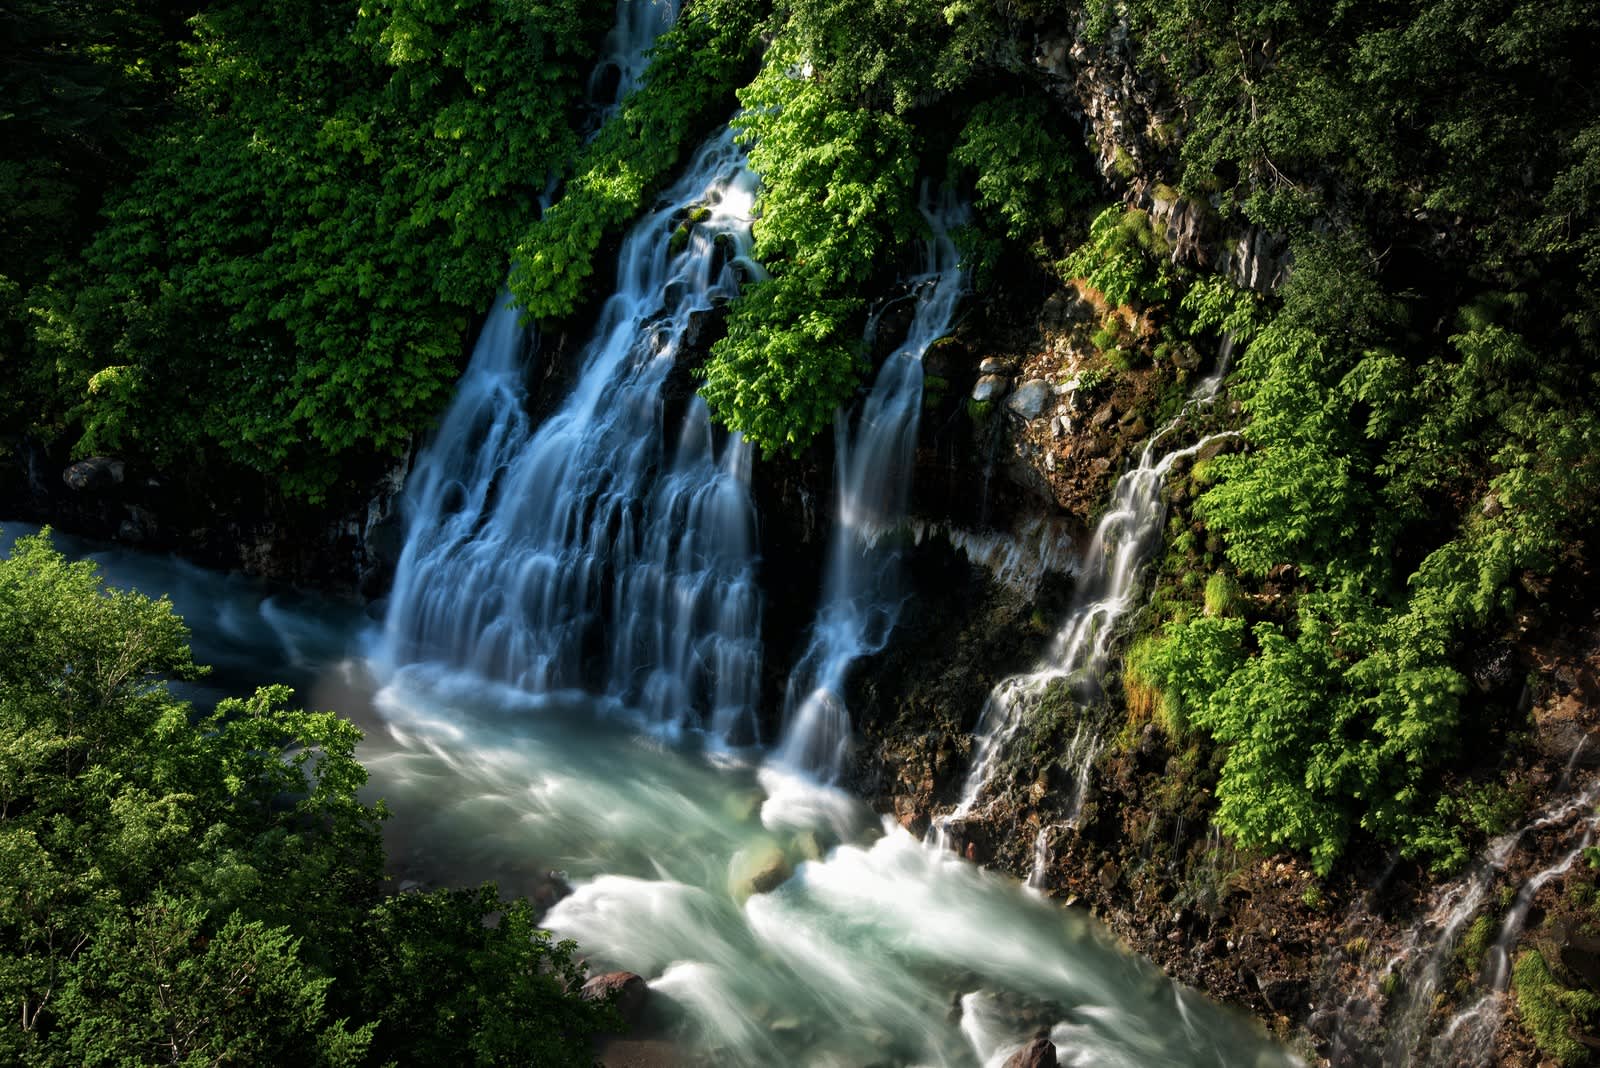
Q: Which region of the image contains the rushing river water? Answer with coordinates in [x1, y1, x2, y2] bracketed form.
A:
[3, 520, 1299, 1067]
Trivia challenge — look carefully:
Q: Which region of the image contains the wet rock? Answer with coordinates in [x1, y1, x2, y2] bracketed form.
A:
[722, 789, 763, 824]
[924, 336, 967, 376]
[1097, 861, 1119, 893]
[1557, 926, 1600, 991]
[1039, 287, 1094, 330]
[1195, 436, 1237, 464]
[1007, 380, 1052, 420]
[582, 971, 650, 1026]
[1471, 642, 1516, 692]
[63, 457, 125, 491]
[729, 843, 793, 900]
[1004, 1036, 1058, 1068]
[979, 356, 1017, 375]
[792, 829, 826, 862]
[972, 375, 1012, 403]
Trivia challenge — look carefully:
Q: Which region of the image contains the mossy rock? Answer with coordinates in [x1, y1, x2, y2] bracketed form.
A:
[669, 225, 691, 256]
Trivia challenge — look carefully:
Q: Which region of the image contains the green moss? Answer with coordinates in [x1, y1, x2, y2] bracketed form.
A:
[1106, 346, 1143, 371]
[669, 225, 691, 255]
[967, 398, 996, 423]
[1513, 949, 1600, 1065]
[1459, 914, 1495, 972]
[1112, 146, 1137, 181]
[1203, 572, 1241, 617]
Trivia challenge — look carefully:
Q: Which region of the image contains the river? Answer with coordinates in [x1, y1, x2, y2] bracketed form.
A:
[2, 519, 1298, 1067]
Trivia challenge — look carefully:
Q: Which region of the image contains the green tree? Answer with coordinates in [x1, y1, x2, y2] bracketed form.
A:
[0, 531, 611, 1064]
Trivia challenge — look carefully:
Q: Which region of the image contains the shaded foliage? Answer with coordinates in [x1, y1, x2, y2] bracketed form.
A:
[0, 532, 610, 1064]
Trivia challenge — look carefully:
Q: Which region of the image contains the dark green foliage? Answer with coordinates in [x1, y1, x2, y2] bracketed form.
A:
[699, 34, 921, 452]
[36, 0, 607, 499]
[0, 0, 193, 449]
[1137, 235, 1600, 873]
[952, 96, 1089, 240]
[0, 532, 609, 1064]
[782, 0, 1014, 111]
[359, 886, 614, 1066]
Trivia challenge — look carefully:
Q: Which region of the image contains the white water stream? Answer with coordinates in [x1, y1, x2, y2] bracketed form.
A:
[935, 353, 1237, 842]
[773, 192, 967, 782]
[1319, 776, 1600, 1065]
[376, 130, 764, 744]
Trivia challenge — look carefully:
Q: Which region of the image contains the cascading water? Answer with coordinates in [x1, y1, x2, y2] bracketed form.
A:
[772, 193, 967, 781]
[935, 381, 1236, 841]
[589, 0, 681, 105]
[1319, 776, 1600, 1065]
[377, 128, 764, 741]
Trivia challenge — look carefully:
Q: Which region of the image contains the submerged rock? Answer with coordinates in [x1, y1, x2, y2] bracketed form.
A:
[728, 842, 793, 901]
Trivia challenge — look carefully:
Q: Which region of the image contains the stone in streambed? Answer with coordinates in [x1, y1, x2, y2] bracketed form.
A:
[63, 456, 125, 491]
[722, 789, 763, 824]
[728, 841, 793, 901]
[1004, 1036, 1058, 1068]
[581, 971, 650, 1026]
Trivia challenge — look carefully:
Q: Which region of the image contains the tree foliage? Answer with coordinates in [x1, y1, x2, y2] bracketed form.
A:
[699, 35, 921, 453]
[0, 532, 610, 1064]
[28, 0, 606, 499]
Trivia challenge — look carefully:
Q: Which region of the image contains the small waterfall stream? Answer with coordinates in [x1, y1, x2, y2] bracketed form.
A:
[935, 356, 1237, 841]
[1321, 776, 1600, 1065]
[590, 0, 681, 105]
[773, 193, 967, 781]
[377, 129, 764, 741]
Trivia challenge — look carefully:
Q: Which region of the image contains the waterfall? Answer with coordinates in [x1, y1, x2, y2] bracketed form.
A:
[1319, 776, 1600, 1065]
[771, 192, 967, 781]
[589, 0, 681, 106]
[377, 128, 765, 741]
[935, 349, 1237, 843]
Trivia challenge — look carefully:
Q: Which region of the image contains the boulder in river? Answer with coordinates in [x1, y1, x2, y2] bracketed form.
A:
[581, 970, 650, 1026]
[728, 841, 793, 901]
